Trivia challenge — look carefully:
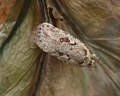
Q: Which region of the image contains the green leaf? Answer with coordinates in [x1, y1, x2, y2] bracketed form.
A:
[0, 0, 41, 95]
[0, 0, 24, 48]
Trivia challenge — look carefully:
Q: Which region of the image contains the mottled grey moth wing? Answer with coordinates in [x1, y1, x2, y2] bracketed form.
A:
[34, 22, 99, 67]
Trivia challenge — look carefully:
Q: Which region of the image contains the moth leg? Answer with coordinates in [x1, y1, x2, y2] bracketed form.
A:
[83, 56, 88, 63]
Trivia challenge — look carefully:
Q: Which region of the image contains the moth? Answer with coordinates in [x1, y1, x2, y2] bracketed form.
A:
[34, 22, 99, 67]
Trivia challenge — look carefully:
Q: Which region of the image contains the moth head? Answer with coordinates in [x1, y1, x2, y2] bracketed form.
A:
[88, 54, 100, 68]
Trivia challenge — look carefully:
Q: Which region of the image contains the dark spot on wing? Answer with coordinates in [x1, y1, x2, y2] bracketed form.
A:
[70, 42, 76, 45]
[79, 60, 84, 65]
[70, 48, 73, 50]
[87, 64, 92, 68]
[64, 37, 70, 42]
[84, 49, 87, 56]
[59, 52, 64, 56]
[47, 25, 49, 27]
[66, 54, 70, 60]
[38, 31, 41, 34]
[74, 43, 77, 45]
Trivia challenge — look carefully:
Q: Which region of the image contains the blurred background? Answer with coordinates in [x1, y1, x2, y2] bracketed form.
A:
[0, 0, 120, 96]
